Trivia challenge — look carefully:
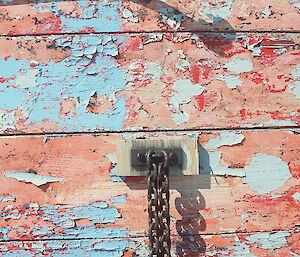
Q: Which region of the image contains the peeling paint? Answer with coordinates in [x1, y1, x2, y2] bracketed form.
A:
[225, 57, 253, 74]
[14, 69, 39, 89]
[110, 195, 127, 204]
[170, 79, 205, 125]
[122, 8, 138, 23]
[246, 231, 290, 251]
[203, 132, 292, 194]
[5, 171, 66, 186]
[217, 75, 242, 89]
[292, 192, 300, 202]
[0, 193, 16, 202]
[242, 154, 292, 194]
[198, 0, 235, 24]
[0, 109, 15, 131]
[288, 64, 300, 99]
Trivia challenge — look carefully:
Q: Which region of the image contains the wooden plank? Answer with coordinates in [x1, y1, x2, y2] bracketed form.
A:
[0, 130, 299, 241]
[0, 230, 299, 256]
[0, 33, 299, 133]
[0, 0, 299, 35]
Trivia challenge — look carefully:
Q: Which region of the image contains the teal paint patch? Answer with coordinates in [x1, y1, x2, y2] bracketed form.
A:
[110, 195, 127, 204]
[0, 57, 30, 111]
[60, 0, 123, 33]
[242, 154, 291, 194]
[39, 202, 121, 225]
[246, 231, 290, 251]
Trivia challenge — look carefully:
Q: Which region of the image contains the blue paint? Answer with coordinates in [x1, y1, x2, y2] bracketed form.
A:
[0, 0, 14, 3]
[24, 34, 126, 131]
[0, 194, 16, 202]
[93, 240, 126, 251]
[0, 57, 29, 111]
[59, 0, 122, 33]
[0, 35, 127, 131]
[242, 154, 291, 194]
[40, 202, 121, 225]
[0, 227, 8, 240]
[2, 250, 34, 257]
[51, 227, 127, 240]
[0, 7, 127, 132]
[1, 239, 129, 256]
[109, 165, 124, 182]
[90, 250, 125, 257]
[110, 195, 127, 204]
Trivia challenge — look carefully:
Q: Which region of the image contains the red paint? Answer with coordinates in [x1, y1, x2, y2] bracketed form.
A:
[190, 65, 200, 84]
[194, 94, 205, 111]
[127, 36, 142, 51]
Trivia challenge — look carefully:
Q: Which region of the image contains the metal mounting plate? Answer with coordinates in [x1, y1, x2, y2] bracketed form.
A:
[117, 138, 199, 176]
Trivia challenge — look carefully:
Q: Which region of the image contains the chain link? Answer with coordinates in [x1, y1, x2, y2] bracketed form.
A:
[146, 150, 171, 257]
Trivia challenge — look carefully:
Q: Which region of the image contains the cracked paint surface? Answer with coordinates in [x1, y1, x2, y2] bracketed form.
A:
[0, 33, 299, 132]
[0, 0, 299, 256]
[0, 132, 299, 243]
[0, 0, 299, 35]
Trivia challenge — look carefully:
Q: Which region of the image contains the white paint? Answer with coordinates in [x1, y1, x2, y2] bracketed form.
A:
[144, 62, 163, 80]
[261, 6, 272, 17]
[122, 8, 139, 23]
[15, 69, 39, 88]
[225, 57, 253, 74]
[143, 33, 163, 45]
[246, 231, 290, 251]
[205, 131, 245, 149]
[176, 59, 191, 71]
[105, 153, 117, 164]
[170, 79, 205, 125]
[262, 119, 297, 127]
[0, 194, 16, 202]
[160, 7, 186, 30]
[171, 79, 205, 109]
[198, 0, 235, 24]
[292, 192, 300, 202]
[172, 112, 189, 125]
[290, 0, 300, 9]
[217, 75, 242, 89]
[0, 109, 15, 130]
[288, 65, 300, 99]
[203, 132, 246, 176]
[242, 154, 291, 194]
[288, 81, 300, 99]
[5, 171, 66, 186]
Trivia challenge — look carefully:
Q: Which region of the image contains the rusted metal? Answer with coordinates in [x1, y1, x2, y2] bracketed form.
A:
[137, 150, 172, 256]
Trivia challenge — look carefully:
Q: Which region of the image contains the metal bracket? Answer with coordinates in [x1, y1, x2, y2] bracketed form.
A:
[117, 138, 199, 176]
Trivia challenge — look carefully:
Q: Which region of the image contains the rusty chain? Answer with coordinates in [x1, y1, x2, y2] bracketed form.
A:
[145, 150, 171, 257]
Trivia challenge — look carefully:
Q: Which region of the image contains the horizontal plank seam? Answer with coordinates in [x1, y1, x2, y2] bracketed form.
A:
[0, 228, 298, 243]
[0, 125, 298, 138]
[1, 30, 300, 38]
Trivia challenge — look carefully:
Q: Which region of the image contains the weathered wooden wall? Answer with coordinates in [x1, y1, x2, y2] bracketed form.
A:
[0, 0, 299, 256]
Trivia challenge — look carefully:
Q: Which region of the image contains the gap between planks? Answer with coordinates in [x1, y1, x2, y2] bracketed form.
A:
[0, 228, 298, 243]
[1, 30, 300, 38]
[0, 125, 298, 138]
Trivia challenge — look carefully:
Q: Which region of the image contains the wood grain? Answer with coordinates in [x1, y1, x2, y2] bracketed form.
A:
[0, 0, 299, 35]
[0, 231, 299, 256]
[0, 33, 299, 133]
[0, 130, 299, 241]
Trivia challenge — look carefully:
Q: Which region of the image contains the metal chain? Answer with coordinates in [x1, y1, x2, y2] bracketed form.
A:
[146, 150, 171, 257]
